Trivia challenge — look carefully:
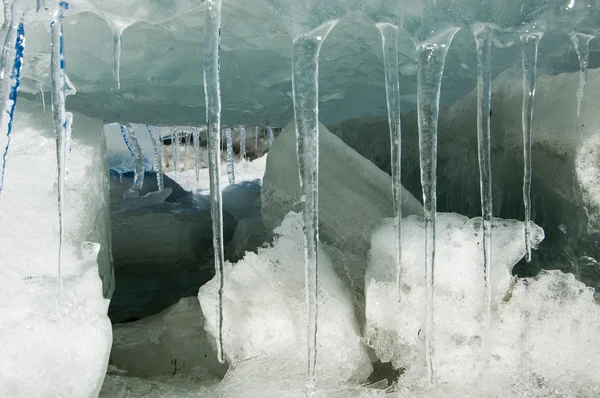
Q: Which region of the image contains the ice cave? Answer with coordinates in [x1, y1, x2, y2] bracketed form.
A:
[1, 0, 600, 397]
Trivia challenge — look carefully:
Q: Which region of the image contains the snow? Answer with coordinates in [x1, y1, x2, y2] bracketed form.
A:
[198, 212, 373, 387]
[0, 98, 112, 397]
[365, 213, 600, 394]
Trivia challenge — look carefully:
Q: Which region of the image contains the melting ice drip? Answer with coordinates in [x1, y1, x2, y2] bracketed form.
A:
[0, 5, 24, 199]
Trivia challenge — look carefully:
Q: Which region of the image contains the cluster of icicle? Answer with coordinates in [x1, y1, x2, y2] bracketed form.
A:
[0, 0, 596, 395]
[275, 1, 597, 394]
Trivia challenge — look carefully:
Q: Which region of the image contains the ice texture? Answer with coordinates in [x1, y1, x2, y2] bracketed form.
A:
[365, 213, 542, 381]
[0, 1, 593, 127]
[0, 98, 112, 396]
[262, 120, 423, 292]
[198, 211, 373, 386]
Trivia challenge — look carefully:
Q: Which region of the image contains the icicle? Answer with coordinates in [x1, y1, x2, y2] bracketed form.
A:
[50, 1, 70, 301]
[203, 0, 226, 365]
[193, 126, 200, 188]
[146, 124, 164, 191]
[0, 7, 24, 199]
[240, 125, 246, 160]
[254, 125, 258, 153]
[225, 127, 235, 184]
[291, 20, 339, 396]
[112, 31, 121, 89]
[416, 27, 459, 383]
[0, 0, 12, 46]
[376, 22, 403, 303]
[569, 32, 593, 119]
[171, 127, 180, 173]
[266, 126, 274, 147]
[120, 124, 145, 198]
[473, 23, 493, 328]
[34, 80, 46, 114]
[520, 32, 542, 263]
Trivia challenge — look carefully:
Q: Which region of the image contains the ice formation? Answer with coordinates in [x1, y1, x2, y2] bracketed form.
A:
[0, 98, 112, 397]
[0, 0, 599, 397]
[198, 212, 373, 386]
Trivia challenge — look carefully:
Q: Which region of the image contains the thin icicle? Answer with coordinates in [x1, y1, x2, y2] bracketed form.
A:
[254, 126, 258, 153]
[291, 20, 339, 396]
[520, 32, 542, 263]
[0, 8, 24, 199]
[50, 1, 70, 301]
[172, 127, 180, 173]
[203, 0, 225, 365]
[416, 27, 459, 384]
[146, 124, 164, 191]
[120, 123, 145, 198]
[473, 23, 493, 328]
[112, 31, 121, 89]
[225, 127, 235, 184]
[569, 32, 593, 119]
[376, 22, 403, 303]
[240, 125, 246, 160]
[266, 126, 274, 147]
[193, 126, 200, 188]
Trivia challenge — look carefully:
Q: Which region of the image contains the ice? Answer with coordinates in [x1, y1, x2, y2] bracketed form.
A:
[119, 123, 145, 199]
[472, 23, 493, 327]
[290, 20, 339, 393]
[0, 97, 112, 397]
[203, 0, 226, 364]
[365, 213, 546, 383]
[0, 8, 24, 197]
[145, 124, 164, 191]
[262, 120, 423, 294]
[415, 27, 460, 381]
[239, 125, 246, 160]
[376, 22, 403, 301]
[109, 297, 227, 378]
[224, 127, 235, 184]
[198, 211, 373, 388]
[520, 32, 542, 263]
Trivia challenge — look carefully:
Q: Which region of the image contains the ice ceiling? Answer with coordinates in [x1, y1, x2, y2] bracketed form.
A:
[12, 0, 600, 127]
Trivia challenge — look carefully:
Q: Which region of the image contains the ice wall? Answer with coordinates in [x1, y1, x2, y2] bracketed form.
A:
[3, 0, 595, 127]
[0, 98, 112, 397]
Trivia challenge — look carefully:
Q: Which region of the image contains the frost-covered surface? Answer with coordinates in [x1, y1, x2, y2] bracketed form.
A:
[198, 211, 373, 386]
[366, 213, 600, 394]
[0, 98, 112, 397]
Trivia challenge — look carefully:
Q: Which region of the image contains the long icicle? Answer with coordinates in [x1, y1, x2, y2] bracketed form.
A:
[520, 33, 542, 263]
[569, 32, 593, 119]
[376, 22, 403, 302]
[0, 8, 24, 199]
[193, 126, 200, 188]
[473, 23, 493, 329]
[50, 1, 70, 301]
[146, 124, 164, 191]
[225, 127, 235, 184]
[203, 0, 225, 364]
[416, 28, 459, 383]
[240, 125, 246, 160]
[291, 20, 339, 396]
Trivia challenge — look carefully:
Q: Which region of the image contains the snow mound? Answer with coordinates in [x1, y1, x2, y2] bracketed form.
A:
[198, 211, 373, 387]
